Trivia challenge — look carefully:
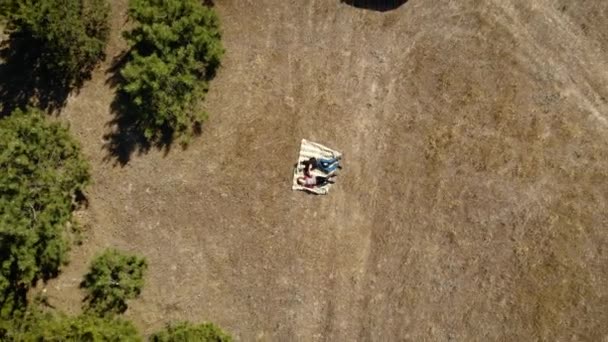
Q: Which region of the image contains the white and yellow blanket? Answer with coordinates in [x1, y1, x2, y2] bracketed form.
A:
[292, 139, 342, 195]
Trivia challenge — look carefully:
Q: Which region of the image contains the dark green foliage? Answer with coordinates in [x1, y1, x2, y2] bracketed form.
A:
[150, 321, 232, 342]
[81, 249, 147, 315]
[120, 0, 224, 142]
[1, 309, 141, 341]
[0, 0, 16, 20]
[3, 0, 110, 86]
[0, 4, 8, 19]
[0, 108, 90, 317]
[0, 0, 109, 115]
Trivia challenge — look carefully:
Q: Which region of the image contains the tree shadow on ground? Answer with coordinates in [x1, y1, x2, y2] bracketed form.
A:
[0, 33, 83, 116]
[0, 253, 69, 318]
[341, 0, 408, 12]
[102, 52, 177, 166]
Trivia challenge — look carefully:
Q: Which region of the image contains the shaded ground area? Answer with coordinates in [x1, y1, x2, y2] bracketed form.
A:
[42, 0, 608, 340]
[342, 0, 407, 12]
[0, 34, 73, 115]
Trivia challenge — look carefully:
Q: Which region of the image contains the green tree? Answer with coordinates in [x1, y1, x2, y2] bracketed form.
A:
[151, 321, 232, 342]
[1, 309, 141, 341]
[0, 108, 90, 317]
[2, 0, 109, 88]
[81, 249, 147, 315]
[120, 0, 224, 143]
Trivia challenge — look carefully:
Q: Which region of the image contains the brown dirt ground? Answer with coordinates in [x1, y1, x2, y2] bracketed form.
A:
[36, 0, 608, 340]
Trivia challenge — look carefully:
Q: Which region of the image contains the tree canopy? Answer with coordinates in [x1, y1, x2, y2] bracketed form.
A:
[1, 2, 230, 337]
[120, 0, 224, 143]
[1, 309, 141, 341]
[81, 249, 148, 315]
[0, 108, 90, 317]
[151, 321, 232, 342]
[2, 0, 110, 86]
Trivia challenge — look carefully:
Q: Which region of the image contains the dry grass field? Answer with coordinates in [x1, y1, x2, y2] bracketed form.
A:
[26, 0, 608, 340]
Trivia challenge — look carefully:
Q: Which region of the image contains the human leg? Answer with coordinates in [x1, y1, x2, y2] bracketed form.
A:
[320, 163, 338, 173]
[318, 157, 339, 166]
[315, 176, 334, 186]
[316, 158, 340, 173]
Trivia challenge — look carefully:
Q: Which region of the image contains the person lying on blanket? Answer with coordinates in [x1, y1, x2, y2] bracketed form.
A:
[297, 163, 337, 188]
[302, 156, 342, 174]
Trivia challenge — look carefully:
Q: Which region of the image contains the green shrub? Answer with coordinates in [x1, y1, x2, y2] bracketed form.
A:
[81, 249, 147, 315]
[121, 0, 224, 142]
[151, 321, 232, 342]
[3, 0, 110, 87]
[1, 309, 141, 341]
[0, 108, 90, 317]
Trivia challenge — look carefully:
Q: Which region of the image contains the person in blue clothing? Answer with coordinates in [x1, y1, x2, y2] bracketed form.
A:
[303, 156, 342, 174]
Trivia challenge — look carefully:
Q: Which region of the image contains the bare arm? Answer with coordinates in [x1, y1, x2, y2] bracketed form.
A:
[303, 162, 313, 177]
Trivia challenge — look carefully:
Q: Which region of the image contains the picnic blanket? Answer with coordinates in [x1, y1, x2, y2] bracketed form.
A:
[292, 139, 342, 195]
